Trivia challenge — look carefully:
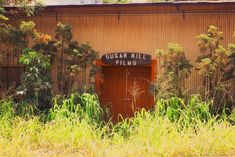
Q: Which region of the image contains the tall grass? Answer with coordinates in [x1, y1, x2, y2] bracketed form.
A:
[0, 96, 234, 157]
[47, 93, 102, 122]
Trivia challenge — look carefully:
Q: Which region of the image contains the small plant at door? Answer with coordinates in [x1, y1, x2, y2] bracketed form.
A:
[128, 80, 144, 112]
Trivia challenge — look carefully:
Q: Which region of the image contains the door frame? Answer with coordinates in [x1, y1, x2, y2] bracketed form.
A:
[95, 59, 157, 94]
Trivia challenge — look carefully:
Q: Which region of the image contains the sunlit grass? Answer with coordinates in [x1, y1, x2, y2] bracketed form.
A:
[0, 97, 234, 157]
[0, 114, 234, 156]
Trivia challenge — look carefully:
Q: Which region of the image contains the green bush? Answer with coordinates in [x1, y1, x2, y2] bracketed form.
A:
[196, 25, 235, 113]
[154, 44, 192, 99]
[47, 93, 103, 122]
[155, 95, 212, 125]
[18, 48, 51, 110]
[0, 99, 14, 119]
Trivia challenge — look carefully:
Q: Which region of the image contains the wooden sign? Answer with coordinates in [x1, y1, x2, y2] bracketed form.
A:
[101, 52, 151, 66]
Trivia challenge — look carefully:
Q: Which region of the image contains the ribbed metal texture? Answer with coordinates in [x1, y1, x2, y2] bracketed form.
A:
[2, 11, 235, 94]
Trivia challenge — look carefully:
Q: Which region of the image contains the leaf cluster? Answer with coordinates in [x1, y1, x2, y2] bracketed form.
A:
[48, 93, 103, 122]
[18, 48, 51, 110]
[3, 0, 44, 16]
[196, 25, 235, 113]
[54, 22, 99, 94]
[155, 95, 212, 125]
[154, 43, 192, 99]
[0, 24, 25, 48]
[55, 22, 72, 43]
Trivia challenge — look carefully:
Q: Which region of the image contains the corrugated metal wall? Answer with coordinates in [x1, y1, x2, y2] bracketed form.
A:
[3, 11, 235, 93]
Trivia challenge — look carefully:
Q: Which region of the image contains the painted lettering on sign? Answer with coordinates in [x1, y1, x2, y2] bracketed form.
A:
[101, 52, 151, 66]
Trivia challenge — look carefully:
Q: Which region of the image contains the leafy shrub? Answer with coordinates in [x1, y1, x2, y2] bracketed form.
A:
[156, 97, 182, 122]
[53, 22, 99, 94]
[19, 21, 36, 36]
[154, 43, 192, 99]
[196, 25, 235, 113]
[0, 24, 25, 48]
[0, 99, 14, 119]
[47, 93, 102, 122]
[113, 96, 213, 138]
[80, 93, 103, 120]
[47, 94, 81, 121]
[230, 108, 235, 124]
[18, 48, 51, 110]
[155, 95, 212, 124]
[1, 21, 99, 99]
[1, 0, 44, 17]
[0, 21, 54, 112]
[15, 101, 38, 117]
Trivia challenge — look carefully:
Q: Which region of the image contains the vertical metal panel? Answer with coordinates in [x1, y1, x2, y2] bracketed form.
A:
[2, 12, 235, 93]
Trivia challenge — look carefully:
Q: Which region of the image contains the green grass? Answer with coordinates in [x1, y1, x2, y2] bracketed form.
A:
[0, 97, 234, 157]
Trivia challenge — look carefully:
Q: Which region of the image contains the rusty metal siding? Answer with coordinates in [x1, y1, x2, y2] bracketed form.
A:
[2, 10, 235, 93]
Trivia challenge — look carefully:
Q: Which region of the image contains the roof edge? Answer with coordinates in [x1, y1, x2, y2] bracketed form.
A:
[4, 1, 235, 8]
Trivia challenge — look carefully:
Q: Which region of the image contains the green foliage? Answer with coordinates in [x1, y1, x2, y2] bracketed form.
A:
[54, 22, 77, 94]
[196, 25, 235, 113]
[154, 43, 192, 99]
[19, 21, 51, 45]
[113, 95, 213, 138]
[80, 93, 102, 120]
[0, 99, 14, 119]
[55, 22, 72, 43]
[0, 20, 51, 68]
[47, 93, 102, 122]
[54, 22, 99, 94]
[230, 108, 235, 124]
[15, 101, 38, 117]
[156, 97, 182, 122]
[19, 49, 50, 68]
[1, 0, 44, 16]
[226, 41, 235, 81]
[0, 24, 25, 48]
[0, 0, 44, 58]
[156, 44, 192, 82]
[0, 21, 99, 111]
[47, 94, 82, 121]
[0, 97, 234, 156]
[155, 95, 211, 124]
[0, 21, 55, 113]
[19, 21, 36, 36]
[69, 42, 100, 93]
[0, 8, 8, 21]
[18, 48, 51, 110]
[0, 1, 8, 21]
[0, 20, 51, 49]
[70, 42, 99, 69]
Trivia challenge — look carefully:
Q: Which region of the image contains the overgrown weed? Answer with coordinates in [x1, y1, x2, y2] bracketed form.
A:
[0, 96, 234, 157]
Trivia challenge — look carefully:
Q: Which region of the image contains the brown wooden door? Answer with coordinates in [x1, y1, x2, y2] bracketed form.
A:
[100, 66, 154, 121]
